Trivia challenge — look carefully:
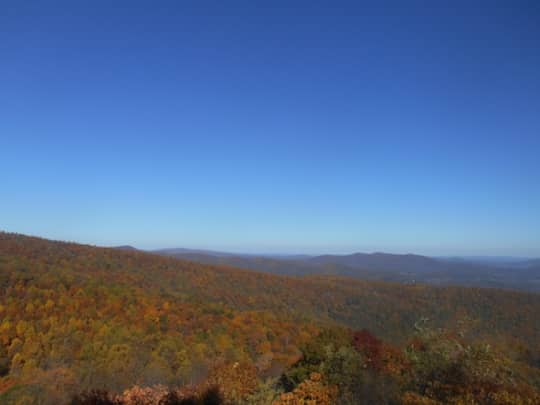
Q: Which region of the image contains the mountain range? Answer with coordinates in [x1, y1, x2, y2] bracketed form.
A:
[151, 249, 540, 292]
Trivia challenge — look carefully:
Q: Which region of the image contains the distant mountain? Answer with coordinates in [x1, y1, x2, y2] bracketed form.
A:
[113, 245, 138, 251]
[515, 258, 540, 269]
[154, 247, 239, 257]
[152, 251, 327, 276]
[155, 248, 313, 260]
[309, 252, 439, 273]
[153, 249, 540, 293]
[443, 256, 536, 267]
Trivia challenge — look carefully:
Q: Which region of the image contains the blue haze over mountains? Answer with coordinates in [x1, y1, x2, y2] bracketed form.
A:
[113, 245, 540, 293]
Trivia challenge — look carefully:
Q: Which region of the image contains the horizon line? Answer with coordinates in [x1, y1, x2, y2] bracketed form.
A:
[1, 230, 537, 260]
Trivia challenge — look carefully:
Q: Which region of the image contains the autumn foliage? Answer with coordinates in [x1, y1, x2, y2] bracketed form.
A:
[273, 373, 337, 405]
[0, 233, 540, 404]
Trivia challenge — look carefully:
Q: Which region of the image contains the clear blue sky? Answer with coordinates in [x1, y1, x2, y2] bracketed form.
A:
[1, 1, 539, 255]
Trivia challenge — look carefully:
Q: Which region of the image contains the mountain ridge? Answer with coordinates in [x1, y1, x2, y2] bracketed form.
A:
[150, 248, 540, 293]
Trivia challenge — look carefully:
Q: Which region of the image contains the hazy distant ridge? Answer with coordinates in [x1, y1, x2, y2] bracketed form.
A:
[150, 248, 540, 292]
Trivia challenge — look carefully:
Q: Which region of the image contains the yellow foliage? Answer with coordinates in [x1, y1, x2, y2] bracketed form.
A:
[44, 299, 55, 311]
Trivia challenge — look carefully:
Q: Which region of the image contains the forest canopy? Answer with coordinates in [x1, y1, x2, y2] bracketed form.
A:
[0, 233, 539, 404]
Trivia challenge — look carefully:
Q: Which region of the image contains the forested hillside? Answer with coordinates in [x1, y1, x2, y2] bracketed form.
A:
[1, 233, 540, 404]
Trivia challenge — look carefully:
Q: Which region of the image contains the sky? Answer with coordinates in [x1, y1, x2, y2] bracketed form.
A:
[1, 1, 539, 256]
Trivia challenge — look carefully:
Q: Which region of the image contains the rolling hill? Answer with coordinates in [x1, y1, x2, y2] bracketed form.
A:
[1, 232, 540, 403]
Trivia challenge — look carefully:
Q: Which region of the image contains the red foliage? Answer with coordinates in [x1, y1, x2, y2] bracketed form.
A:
[353, 329, 384, 370]
[408, 337, 426, 352]
[0, 378, 15, 394]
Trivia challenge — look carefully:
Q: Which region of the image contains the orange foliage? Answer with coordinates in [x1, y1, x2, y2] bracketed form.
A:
[273, 372, 337, 405]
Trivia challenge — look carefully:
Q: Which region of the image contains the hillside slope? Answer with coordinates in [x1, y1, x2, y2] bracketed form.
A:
[1, 232, 540, 402]
[3, 233, 540, 343]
